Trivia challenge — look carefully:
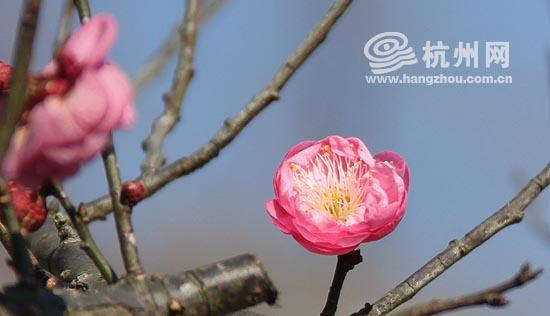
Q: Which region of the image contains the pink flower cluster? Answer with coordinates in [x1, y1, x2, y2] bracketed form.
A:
[1, 14, 135, 188]
[266, 136, 409, 255]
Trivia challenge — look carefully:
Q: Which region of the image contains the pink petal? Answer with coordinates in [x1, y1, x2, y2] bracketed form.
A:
[60, 13, 118, 69]
[375, 150, 410, 191]
[93, 63, 135, 131]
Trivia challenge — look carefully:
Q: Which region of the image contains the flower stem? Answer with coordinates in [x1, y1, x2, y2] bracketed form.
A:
[320, 249, 363, 316]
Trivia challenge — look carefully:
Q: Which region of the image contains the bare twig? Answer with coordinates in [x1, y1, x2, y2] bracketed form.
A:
[0, 0, 42, 286]
[0, 0, 40, 163]
[141, 0, 201, 176]
[350, 162, 550, 316]
[72, 0, 144, 279]
[390, 263, 543, 316]
[321, 249, 363, 316]
[72, 0, 90, 23]
[102, 142, 144, 277]
[0, 222, 10, 253]
[54, 0, 75, 52]
[47, 180, 117, 284]
[132, 0, 224, 93]
[83, 0, 354, 222]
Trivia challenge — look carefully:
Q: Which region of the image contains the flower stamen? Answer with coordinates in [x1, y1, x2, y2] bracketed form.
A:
[292, 151, 368, 221]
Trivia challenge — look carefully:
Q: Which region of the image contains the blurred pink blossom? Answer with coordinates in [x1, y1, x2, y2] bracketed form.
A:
[2, 14, 135, 188]
[266, 136, 409, 255]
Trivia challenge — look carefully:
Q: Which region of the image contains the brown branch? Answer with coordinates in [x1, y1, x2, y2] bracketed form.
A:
[350, 162, 550, 316]
[72, 0, 90, 23]
[82, 0, 354, 222]
[141, 0, 201, 176]
[27, 204, 108, 291]
[0, 254, 277, 316]
[321, 249, 363, 316]
[102, 141, 144, 277]
[47, 180, 117, 284]
[390, 263, 543, 316]
[53, 0, 75, 53]
[132, 0, 224, 93]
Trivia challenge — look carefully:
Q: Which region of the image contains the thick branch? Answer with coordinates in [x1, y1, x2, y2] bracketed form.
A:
[102, 141, 144, 277]
[0, 254, 277, 316]
[321, 250, 362, 316]
[351, 162, 550, 316]
[390, 263, 542, 316]
[27, 209, 108, 290]
[48, 180, 117, 284]
[141, 0, 200, 175]
[83, 0, 354, 222]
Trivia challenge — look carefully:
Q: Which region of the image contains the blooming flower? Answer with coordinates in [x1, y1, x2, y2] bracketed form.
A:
[266, 136, 409, 255]
[1, 14, 135, 188]
[0, 181, 47, 233]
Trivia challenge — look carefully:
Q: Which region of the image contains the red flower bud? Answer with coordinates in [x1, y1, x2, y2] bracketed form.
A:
[120, 181, 146, 207]
[0, 61, 13, 92]
[0, 181, 47, 232]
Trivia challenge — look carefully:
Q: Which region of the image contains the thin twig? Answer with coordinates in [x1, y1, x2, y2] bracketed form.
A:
[0, 222, 10, 253]
[72, 0, 90, 23]
[350, 162, 550, 316]
[141, 0, 201, 176]
[321, 250, 363, 316]
[0, 0, 42, 286]
[47, 180, 117, 284]
[102, 141, 144, 277]
[132, 0, 224, 93]
[390, 263, 543, 316]
[0, 0, 40, 163]
[54, 0, 75, 53]
[83, 0, 354, 221]
[72, 0, 144, 278]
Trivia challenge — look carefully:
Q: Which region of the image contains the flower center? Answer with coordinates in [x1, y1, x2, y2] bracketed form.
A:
[291, 150, 368, 221]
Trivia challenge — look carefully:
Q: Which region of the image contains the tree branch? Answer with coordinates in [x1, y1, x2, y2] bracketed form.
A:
[102, 141, 144, 278]
[72, 0, 90, 23]
[390, 263, 542, 316]
[350, 162, 550, 316]
[0, 254, 277, 316]
[47, 180, 117, 284]
[321, 249, 363, 316]
[82, 0, 354, 222]
[133, 0, 223, 94]
[54, 0, 75, 53]
[141, 0, 200, 176]
[0, 0, 42, 286]
[27, 204, 108, 291]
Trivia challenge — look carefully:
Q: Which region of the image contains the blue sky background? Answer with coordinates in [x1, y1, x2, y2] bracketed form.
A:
[1, 1, 550, 315]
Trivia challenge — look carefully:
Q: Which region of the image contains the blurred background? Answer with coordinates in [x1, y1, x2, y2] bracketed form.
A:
[1, 1, 550, 315]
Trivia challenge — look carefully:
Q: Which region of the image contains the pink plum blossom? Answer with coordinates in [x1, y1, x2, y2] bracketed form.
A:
[1, 14, 135, 188]
[266, 136, 409, 255]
